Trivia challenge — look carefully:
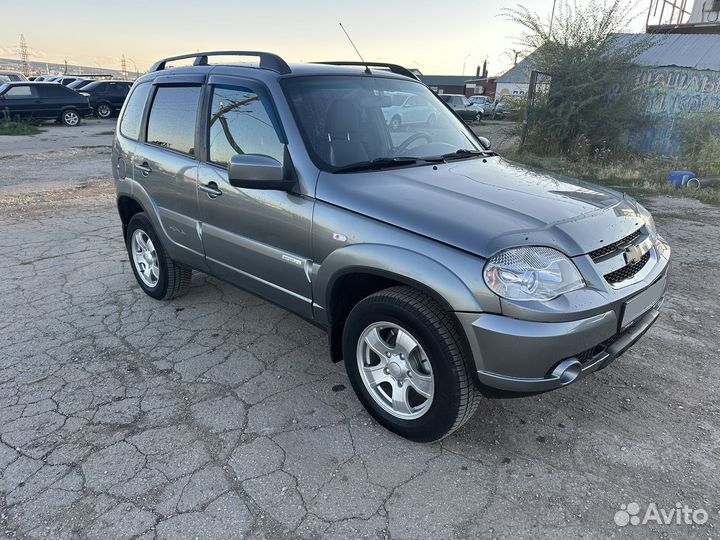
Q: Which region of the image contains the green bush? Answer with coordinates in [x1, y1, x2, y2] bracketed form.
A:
[676, 112, 720, 176]
[0, 108, 41, 136]
[503, 0, 650, 157]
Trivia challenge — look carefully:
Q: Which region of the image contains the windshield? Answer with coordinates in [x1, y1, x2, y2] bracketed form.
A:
[282, 76, 483, 171]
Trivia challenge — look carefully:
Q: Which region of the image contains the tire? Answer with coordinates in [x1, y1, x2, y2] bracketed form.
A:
[390, 115, 401, 131]
[343, 286, 481, 442]
[474, 111, 483, 123]
[126, 213, 192, 300]
[96, 102, 113, 119]
[60, 108, 80, 127]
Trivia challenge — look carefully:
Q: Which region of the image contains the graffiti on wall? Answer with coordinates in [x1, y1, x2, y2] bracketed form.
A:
[625, 66, 720, 155]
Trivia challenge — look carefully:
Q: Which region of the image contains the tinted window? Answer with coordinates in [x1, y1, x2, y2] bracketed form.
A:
[3, 85, 38, 98]
[38, 85, 75, 98]
[208, 86, 284, 166]
[119, 83, 151, 141]
[146, 86, 200, 155]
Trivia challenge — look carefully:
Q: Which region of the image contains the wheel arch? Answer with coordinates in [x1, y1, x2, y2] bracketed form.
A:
[117, 195, 146, 240]
[316, 244, 484, 362]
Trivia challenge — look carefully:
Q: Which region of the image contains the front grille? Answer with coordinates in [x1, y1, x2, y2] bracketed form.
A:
[603, 251, 651, 284]
[589, 229, 642, 260]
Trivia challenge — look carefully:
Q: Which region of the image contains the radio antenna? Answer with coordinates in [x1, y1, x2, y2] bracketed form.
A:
[339, 22, 371, 74]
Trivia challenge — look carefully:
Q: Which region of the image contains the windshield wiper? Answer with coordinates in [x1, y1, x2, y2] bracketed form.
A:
[333, 157, 419, 174]
[426, 149, 486, 162]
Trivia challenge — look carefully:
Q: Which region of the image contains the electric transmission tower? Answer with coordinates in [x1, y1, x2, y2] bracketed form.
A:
[19, 34, 30, 76]
[121, 54, 127, 78]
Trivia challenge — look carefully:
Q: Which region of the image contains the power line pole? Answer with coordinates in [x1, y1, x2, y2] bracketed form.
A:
[19, 34, 30, 76]
[549, 0, 558, 36]
[512, 49, 522, 66]
[121, 54, 127, 78]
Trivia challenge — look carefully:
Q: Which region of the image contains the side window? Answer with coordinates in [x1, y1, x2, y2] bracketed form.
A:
[146, 86, 200, 155]
[119, 83, 152, 141]
[208, 85, 284, 166]
[3, 85, 37, 98]
[95, 83, 107, 93]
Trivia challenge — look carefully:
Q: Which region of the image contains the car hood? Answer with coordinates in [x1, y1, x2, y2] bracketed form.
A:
[316, 156, 645, 258]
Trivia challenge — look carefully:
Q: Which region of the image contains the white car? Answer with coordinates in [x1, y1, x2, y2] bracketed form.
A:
[468, 95, 495, 114]
[0, 70, 28, 82]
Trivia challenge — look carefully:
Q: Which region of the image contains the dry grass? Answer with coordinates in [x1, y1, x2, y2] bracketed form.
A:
[505, 150, 720, 206]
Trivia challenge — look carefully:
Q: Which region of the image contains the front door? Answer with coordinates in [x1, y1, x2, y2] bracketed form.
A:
[196, 79, 314, 318]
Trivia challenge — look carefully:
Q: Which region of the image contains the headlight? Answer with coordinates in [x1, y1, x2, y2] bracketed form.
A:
[483, 247, 585, 301]
[637, 203, 656, 237]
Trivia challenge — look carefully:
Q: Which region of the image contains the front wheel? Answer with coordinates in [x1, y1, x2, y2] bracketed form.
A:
[96, 103, 113, 119]
[60, 109, 80, 126]
[126, 213, 192, 300]
[343, 286, 481, 442]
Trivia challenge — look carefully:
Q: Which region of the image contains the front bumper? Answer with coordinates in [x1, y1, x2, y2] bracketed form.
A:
[457, 272, 667, 395]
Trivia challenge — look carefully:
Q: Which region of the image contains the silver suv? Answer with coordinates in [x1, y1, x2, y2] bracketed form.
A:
[113, 51, 671, 441]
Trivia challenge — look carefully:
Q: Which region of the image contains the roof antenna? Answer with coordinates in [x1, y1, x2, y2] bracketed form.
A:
[339, 22, 371, 74]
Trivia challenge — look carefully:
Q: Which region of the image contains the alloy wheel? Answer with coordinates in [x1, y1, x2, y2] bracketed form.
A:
[63, 110, 79, 126]
[356, 321, 434, 420]
[131, 229, 159, 287]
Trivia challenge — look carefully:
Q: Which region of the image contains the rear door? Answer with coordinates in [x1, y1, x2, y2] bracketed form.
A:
[133, 79, 206, 270]
[196, 76, 314, 317]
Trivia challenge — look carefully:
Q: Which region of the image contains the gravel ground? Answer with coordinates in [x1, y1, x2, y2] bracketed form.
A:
[0, 128, 718, 540]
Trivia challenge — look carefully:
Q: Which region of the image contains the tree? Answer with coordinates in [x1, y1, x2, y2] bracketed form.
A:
[503, 0, 649, 157]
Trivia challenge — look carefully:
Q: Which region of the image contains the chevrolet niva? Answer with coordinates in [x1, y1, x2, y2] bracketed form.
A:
[112, 51, 670, 441]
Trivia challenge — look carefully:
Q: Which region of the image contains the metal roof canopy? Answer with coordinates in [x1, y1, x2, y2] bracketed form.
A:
[614, 33, 720, 71]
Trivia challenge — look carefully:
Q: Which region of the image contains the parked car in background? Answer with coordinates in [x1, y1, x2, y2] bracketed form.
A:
[80, 80, 132, 118]
[0, 75, 10, 84]
[383, 93, 440, 130]
[0, 81, 92, 126]
[493, 94, 525, 120]
[51, 76, 85, 86]
[439, 94, 483, 122]
[0, 70, 28, 82]
[67, 78, 92, 90]
[468, 95, 495, 115]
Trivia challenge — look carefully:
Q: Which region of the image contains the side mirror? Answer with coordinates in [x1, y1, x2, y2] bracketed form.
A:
[228, 147, 294, 190]
[478, 136, 491, 149]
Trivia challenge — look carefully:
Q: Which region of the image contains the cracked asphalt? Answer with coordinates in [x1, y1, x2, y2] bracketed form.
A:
[0, 124, 719, 539]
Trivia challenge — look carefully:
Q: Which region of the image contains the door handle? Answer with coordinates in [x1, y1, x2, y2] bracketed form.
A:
[199, 182, 223, 198]
[135, 162, 152, 176]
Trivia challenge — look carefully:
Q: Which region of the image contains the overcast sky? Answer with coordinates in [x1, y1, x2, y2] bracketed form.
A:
[1, 0, 645, 75]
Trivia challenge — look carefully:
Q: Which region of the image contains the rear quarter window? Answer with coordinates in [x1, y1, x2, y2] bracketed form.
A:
[119, 83, 152, 141]
[3, 85, 38, 98]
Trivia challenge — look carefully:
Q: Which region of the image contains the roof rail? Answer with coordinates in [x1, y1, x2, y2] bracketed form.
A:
[313, 61, 419, 81]
[149, 51, 291, 75]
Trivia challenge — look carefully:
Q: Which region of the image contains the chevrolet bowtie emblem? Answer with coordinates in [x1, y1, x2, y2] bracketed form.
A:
[624, 244, 645, 265]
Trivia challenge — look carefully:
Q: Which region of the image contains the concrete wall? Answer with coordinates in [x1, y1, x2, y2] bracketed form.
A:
[626, 66, 720, 155]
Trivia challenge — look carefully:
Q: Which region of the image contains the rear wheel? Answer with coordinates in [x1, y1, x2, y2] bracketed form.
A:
[60, 109, 80, 126]
[343, 286, 481, 441]
[96, 103, 112, 119]
[126, 213, 192, 300]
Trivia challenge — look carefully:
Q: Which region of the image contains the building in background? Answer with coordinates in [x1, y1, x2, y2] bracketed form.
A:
[463, 77, 498, 99]
[417, 75, 471, 95]
[622, 33, 720, 154]
[494, 56, 535, 97]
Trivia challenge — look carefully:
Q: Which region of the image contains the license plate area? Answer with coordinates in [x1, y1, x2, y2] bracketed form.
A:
[620, 276, 666, 329]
